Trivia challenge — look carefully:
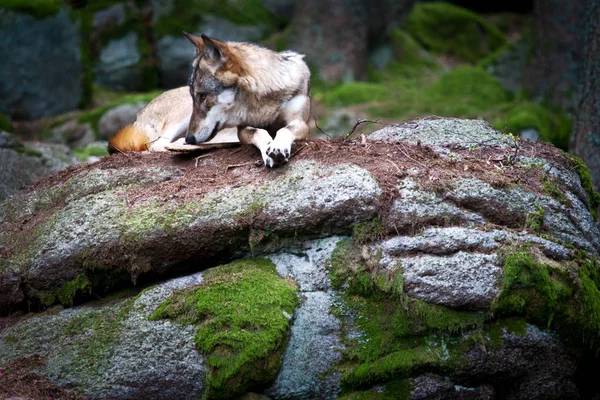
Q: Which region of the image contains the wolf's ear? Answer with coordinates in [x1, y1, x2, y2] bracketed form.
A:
[201, 34, 228, 66]
[183, 31, 204, 55]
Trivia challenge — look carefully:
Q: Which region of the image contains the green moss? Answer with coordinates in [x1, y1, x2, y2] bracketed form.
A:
[40, 273, 92, 308]
[72, 145, 109, 161]
[1, 0, 63, 18]
[424, 67, 508, 112]
[13, 145, 42, 157]
[329, 239, 485, 390]
[492, 102, 572, 150]
[0, 113, 12, 132]
[353, 217, 384, 244]
[61, 299, 133, 377]
[541, 176, 569, 206]
[525, 204, 545, 232]
[494, 249, 600, 352]
[76, 91, 159, 134]
[153, 0, 275, 38]
[404, 2, 506, 63]
[371, 67, 508, 120]
[566, 154, 600, 221]
[151, 259, 298, 399]
[321, 82, 394, 107]
[339, 379, 412, 400]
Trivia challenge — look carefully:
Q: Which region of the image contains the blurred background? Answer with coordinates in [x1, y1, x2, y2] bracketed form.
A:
[0, 0, 598, 203]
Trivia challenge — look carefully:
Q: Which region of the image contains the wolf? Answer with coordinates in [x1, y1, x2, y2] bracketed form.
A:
[108, 33, 311, 167]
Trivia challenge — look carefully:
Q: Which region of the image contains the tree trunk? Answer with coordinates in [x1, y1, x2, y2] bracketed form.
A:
[572, 0, 600, 193]
[290, 0, 415, 82]
[523, 0, 588, 112]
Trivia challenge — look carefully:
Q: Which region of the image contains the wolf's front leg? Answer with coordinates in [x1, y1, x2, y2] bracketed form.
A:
[262, 119, 308, 166]
[238, 127, 278, 167]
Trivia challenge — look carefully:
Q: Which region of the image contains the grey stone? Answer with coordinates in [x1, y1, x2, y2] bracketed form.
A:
[0, 161, 380, 311]
[410, 375, 495, 400]
[400, 251, 502, 310]
[261, 0, 296, 21]
[271, 237, 342, 292]
[267, 237, 344, 399]
[379, 227, 571, 260]
[388, 178, 486, 232]
[369, 118, 513, 149]
[0, 273, 205, 399]
[0, 140, 78, 202]
[484, 36, 531, 94]
[93, 3, 127, 31]
[50, 119, 96, 147]
[0, 9, 82, 119]
[98, 102, 146, 140]
[519, 128, 540, 142]
[451, 177, 600, 254]
[461, 324, 578, 400]
[155, 35, 196, 88]
[95, 32, 141, 91]
[266, 291, 342, 400]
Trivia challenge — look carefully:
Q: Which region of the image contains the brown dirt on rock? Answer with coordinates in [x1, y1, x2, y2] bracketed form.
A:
[0, 356, 84, 400]
[12, 135, 570, 233]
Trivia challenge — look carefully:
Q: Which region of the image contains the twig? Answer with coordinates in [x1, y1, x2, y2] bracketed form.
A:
[386, 158, 401, 172]
[111, 146, 132, 157]
[313, 117, 331, 139]
[194, 153, 213, 168]
[395, 144, 428, 169]
[290, 143, 309, 158]
[345, 119, 380, 140]
[226, 161, 258, 171]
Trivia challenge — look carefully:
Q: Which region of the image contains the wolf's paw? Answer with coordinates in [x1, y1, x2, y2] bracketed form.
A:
[264, 143, 290, 168]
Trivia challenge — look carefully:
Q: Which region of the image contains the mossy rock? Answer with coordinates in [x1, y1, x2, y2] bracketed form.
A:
[329, 239, 486, 390]
[567, 154, 600, 221]
[0, 0, 63, 18]
[0, 113, 12, 133]
[151, 259, 299, 399]
[404, 2, 506, 63]
[329, 238, 600, 394]
[72, 144, 109, 162]
[153, 0, 276, 38]
[321, 82, 394, 107]
[492, 102, 572, 150]
[494, 248, 600, 353]
[370, 29, 440, 81]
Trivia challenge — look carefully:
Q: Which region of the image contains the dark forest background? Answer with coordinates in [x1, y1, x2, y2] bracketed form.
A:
[0, 0, 599, 207]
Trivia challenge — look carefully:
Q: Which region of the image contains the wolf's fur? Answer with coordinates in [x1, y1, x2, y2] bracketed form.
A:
[108, 33, 311, 167]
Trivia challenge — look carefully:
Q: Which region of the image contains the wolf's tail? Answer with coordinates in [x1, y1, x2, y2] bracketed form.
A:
[108, 124, 150, 154]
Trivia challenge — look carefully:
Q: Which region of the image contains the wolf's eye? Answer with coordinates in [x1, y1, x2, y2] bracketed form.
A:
[199, 93, 207, 102]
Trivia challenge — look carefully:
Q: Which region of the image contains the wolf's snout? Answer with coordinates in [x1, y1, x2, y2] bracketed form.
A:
[185, 134, 197, 145]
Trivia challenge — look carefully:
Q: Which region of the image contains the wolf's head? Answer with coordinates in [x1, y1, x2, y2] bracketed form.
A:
[183, 33, 244, 144]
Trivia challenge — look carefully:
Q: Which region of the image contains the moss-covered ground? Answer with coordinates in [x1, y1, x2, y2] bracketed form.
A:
[494, 249, 600, 353]
[151, 259, 298, 399]
[328, 239, 486, 393]
[329, 237, 600, 395]
[309, 2, 572, 150]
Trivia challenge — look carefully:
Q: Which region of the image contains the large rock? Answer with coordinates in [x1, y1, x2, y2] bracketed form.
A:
[0, 8, 82, 120]
[1, 118, 600, 399]
[95, 32, 142, 91]
[0, 131, 78, 201]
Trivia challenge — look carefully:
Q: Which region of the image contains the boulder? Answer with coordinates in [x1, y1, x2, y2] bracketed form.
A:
[97, 102, 146, 140]
[0, 131, 78, 201]
[1, 118, 600, 399]
[0, 8, 82, 120]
